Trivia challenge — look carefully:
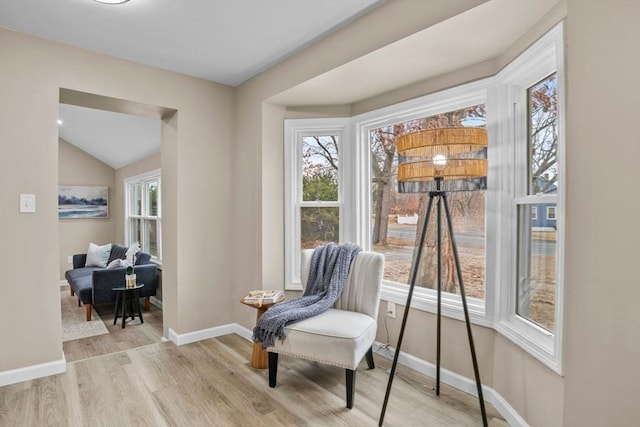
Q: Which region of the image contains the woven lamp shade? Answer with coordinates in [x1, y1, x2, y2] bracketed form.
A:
[397, 127, 488, 193]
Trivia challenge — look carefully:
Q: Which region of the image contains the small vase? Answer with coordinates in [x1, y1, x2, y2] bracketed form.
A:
[125, 274, 137, 289]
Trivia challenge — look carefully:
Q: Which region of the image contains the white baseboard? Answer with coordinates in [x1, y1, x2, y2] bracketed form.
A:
[0, 354, 66, 387]
[485, 386, 529, 427]
[0, 319, 519, 426]
[373, 341, 529, 427]
[233, 324, 253, 341]
[59, 280, 68, 288]
[150, 296, 162, 309]
[167, 323, 251, 346]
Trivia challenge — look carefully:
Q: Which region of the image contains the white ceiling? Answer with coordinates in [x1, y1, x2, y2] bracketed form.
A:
[272, 0, 561, 106]
[58, 104, 161, 169]
[0, 0, 382, 168]
[0, 0, 382, 86]
[1, 0, 559, 169]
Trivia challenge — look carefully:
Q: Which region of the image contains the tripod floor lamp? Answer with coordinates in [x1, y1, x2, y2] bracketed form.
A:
[379, 127, 488, 427]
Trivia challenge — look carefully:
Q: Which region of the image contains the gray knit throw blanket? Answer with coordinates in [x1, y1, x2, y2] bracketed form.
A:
[253, 242, 361, 349]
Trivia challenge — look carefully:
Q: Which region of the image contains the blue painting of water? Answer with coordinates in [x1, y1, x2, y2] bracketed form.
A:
[59, 205, 108, 219]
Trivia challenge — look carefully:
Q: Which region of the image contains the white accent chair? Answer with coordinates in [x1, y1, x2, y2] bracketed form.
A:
[267, 249, 384, 409]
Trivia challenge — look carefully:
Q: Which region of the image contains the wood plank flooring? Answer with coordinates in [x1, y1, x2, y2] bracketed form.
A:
[1, 329, 507, 426]
[62, 289, 164, 363]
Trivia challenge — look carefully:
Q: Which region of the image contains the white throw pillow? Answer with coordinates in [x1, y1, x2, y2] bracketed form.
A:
[85, 243, 112, 268]
[107, 258, 126, 269]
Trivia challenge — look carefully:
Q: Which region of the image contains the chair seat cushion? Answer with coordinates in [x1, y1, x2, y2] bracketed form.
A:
[268, 308, 376, 370]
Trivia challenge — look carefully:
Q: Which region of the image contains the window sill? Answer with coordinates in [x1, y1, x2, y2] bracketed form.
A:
[494, 316, 561, 374]
[381, 282, 492, 328]
[382, 282, 561, 373]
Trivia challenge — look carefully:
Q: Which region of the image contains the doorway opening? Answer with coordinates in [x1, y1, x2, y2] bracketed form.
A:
[58, 88, 175, 362]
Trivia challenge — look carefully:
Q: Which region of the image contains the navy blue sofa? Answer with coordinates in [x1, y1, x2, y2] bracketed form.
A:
[65, 244, 158, 321]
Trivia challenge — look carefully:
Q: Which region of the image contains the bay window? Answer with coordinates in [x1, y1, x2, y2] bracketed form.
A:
[284, 24, 564, 370]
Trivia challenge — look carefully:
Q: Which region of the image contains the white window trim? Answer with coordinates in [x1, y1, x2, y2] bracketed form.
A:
[546, 206, 557, 220]
[124, 168, 162, 264]
[493, 23, 564, 373]
[283, 24, 564, 372]
[531, 206, 538, 220]
[284, 118, 352, 290]
[352, 79, 494, 326]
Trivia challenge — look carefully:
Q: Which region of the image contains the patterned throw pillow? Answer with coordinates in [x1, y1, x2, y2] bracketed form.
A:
[85, 243, 112, 268]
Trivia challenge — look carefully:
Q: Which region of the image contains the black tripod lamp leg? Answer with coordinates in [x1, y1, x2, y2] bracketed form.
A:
[442, 194, 488, 427]
[379, 194, 435, 426]
[436, 195, 442, 396]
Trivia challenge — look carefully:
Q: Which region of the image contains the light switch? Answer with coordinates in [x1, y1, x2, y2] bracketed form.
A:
[20, 194, 36, 213]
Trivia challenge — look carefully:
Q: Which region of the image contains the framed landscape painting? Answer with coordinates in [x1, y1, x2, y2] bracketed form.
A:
[58, 185, 109, 219]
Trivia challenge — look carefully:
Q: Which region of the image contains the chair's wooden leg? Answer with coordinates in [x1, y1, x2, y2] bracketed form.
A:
[144, 296, 150, 311]
[345, 369, 356, 409]
[365, 346, 375, 369]
[85, 304, 92, 321]
[70, 288, 75, 297]
[268, 352, 278, 388]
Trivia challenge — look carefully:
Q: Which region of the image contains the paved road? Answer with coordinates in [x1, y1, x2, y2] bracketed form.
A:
[388, 225, 484, 247]
[387, 224, 555, 257]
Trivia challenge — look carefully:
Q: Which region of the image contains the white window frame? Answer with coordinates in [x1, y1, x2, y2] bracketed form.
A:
[124, 169, 162, 264]
[282, 24, 564, 371]
[284, 118, 352, 290]
[531, 206, 538, 220]
[352, 80, 493, 327]
[493, 23, 564, 373]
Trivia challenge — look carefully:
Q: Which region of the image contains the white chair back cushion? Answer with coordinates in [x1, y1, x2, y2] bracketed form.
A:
[300, 249, 384, 319]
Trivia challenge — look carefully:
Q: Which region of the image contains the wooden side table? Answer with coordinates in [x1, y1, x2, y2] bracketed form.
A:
[240, 294, 285, 369]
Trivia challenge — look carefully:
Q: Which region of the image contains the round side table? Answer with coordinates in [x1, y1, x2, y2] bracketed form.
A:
[112, 284, 145, 329]
[240, 295, 285, 369]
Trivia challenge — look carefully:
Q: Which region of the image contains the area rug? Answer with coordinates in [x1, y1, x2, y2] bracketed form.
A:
[61, 291, 109, 342]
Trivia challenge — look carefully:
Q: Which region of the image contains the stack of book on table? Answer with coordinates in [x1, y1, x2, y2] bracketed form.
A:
[243, 289, 284, 306]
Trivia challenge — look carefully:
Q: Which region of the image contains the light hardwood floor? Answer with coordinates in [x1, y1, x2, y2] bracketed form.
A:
[62, 290, 164, 363]
[1, 327, 507, 426]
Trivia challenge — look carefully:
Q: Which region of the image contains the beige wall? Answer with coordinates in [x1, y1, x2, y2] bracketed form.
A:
[0, 28, 233, 373]
[234, 2, 563, 426]
[376, 306, 495, 386]
[58, 139, 116, 280]
[2, 1, 639, 425]
[562, 1, 640, 425]
[234, 1, 639, 426]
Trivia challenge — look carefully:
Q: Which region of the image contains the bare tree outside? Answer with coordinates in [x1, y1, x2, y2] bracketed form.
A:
[300, 135, 340, 248]
[517, 73, 559, 331]
[369, 75, 558, 330]
[370, 121, 420, 246]
[529, 74, 558, 194]
[294, 77, 558, 329]
[370, 105, 487, 298]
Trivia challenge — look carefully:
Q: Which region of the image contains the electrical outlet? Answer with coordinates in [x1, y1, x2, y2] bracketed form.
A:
[68, 256, 73, 264]
[386, 301, 396, 318]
